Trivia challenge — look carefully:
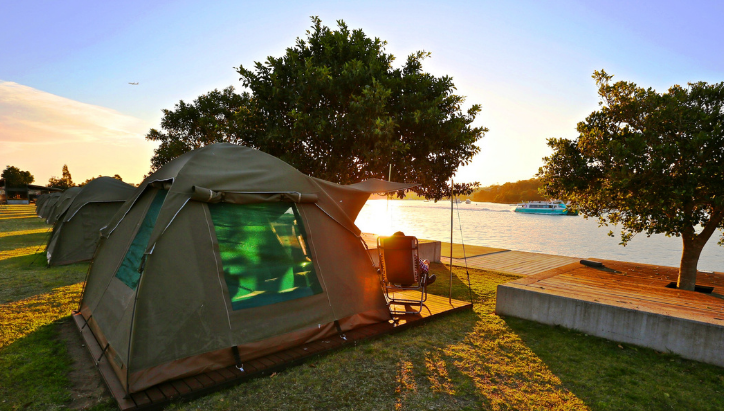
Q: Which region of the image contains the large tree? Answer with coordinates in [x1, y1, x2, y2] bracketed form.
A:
[146, 17, 487, 199]
[1, 166, 34, 187]
[47, 164, 75, 189]
[539, 70, 723, 291]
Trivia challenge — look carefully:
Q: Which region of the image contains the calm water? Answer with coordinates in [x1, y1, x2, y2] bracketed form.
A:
[355, 200, 725, 272]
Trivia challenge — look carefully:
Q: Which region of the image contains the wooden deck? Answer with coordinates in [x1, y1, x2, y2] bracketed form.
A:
[496, 259, 724, 365]
[74, 292, 472, 411]
[501, 259, 723, 324]
[447, 250, 581, 276]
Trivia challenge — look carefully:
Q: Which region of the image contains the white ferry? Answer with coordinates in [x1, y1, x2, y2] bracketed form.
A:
[514, 200, 576, 215]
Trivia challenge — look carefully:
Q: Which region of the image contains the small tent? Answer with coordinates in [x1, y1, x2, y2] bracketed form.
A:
[35, 193, 49, 213]
[46, 177, 136, 266]
[46, 187, 82, 224]
[38, 192, 62, 220]
[78, 143, 414, 393]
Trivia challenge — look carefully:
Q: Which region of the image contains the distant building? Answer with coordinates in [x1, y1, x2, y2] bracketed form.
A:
[0, 179, 64, 204]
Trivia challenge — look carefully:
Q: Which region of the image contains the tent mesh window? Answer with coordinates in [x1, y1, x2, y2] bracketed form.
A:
[115, 189, 168, 289]
[209, 202, 322, 310]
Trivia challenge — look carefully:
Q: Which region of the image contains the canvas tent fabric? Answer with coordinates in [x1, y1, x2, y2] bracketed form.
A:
[38, 192, 61, 220]
[45, 177, 136, 266]
[46, 187, 82, 224]
[35, 193, 49, 213]
[78, 143, 415, 394]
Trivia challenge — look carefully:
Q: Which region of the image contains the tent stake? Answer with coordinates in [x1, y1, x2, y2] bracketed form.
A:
[449, 179, 454, 305]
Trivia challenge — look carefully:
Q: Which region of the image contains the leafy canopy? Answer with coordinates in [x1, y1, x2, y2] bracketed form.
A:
[1, 166, 34, 187]
[146, 17, 487, 199]
[47, 165, 74, 189]
[540, 70, 723, 244]
[539, 71, 723, 289]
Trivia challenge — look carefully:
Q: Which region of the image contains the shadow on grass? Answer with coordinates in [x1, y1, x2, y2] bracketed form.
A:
[0, 252, 88, 304]
[0, 319, 74, 411]
[502, 316, 724, 411]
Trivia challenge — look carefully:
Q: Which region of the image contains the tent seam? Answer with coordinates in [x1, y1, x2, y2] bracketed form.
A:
[202, 203, 233, 334]
[300, 205, 339, 326]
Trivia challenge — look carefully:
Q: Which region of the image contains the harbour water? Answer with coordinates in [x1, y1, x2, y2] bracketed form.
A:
[355, 200, 725, 273]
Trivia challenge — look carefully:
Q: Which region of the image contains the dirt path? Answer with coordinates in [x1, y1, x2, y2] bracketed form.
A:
[58, 318, 113, 409]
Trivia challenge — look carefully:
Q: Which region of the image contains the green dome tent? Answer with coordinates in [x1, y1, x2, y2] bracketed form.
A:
[46, 186, 82, 224]
[78, 143, 414, 394]
[38, 192, 62, 220]
[35, 193, 49, 213]
[45, 177, 136, 266]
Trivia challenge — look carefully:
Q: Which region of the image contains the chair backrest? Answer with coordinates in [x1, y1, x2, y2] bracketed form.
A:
[377, 235, 419, 286]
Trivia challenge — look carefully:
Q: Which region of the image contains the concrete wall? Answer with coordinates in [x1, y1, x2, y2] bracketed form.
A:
[496, 285, 724, 367]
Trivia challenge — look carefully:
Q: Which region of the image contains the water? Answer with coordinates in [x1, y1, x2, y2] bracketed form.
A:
[355, 200, 725, 272]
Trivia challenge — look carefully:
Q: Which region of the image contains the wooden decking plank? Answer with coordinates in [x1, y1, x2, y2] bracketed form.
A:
[130, 391, 151, 407]
[216, 367, 237, 380]
[171, 379, 192, 395]
[158, 383, 179, 400]
[193, 373, 215, 387]
[145, 387, 166, 403]
[183, 376, 204, 390]
[538, 276, 724, 310]
[204, 370, 227, 384]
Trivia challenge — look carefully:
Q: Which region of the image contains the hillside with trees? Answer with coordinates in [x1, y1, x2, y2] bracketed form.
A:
[471, 178, 546, 203]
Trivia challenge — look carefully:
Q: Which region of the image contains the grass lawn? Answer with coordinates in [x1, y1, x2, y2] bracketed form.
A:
[0, 205, 723, 410]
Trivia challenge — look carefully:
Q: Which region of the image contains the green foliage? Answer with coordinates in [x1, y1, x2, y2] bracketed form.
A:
[146, 17, 487, 200]
[2, 166, 34, 187]
[539, 70, 723, 289]
[47, 165, 74, 189]
[471, 178, 547, 203]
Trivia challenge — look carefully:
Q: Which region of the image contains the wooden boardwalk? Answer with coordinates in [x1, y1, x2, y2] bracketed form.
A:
[75, 291, 472, 411]
[362, 233, 579, 276]
[446, 250, 580, 276]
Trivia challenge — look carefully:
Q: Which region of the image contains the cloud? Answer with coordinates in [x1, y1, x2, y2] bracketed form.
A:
[0, 81, 157, 185]
[0, 81, 149, 150]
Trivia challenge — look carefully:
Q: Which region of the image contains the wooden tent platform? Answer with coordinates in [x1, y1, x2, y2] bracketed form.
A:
[74, 291, 472, 411]
[496, 259, 724, 365]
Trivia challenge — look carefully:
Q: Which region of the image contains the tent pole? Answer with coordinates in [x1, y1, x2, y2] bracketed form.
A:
[449, 178, 454, 305]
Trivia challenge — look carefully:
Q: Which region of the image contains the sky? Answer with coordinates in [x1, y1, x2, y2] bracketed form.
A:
[0, 0, 724, 186]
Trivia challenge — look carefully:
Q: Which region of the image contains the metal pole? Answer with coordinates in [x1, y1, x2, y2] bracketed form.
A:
[449, 178, 454, 305]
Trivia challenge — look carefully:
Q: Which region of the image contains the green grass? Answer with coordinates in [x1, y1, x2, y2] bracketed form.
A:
[0, 206, 723, 411]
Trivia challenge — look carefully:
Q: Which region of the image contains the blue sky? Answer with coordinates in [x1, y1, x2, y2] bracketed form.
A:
[0, 0, 723, 185]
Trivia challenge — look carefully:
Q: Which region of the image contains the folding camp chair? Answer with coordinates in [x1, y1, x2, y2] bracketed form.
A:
[377, 234, 428, 315]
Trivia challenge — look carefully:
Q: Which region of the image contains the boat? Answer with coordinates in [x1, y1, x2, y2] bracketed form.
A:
[514, 200, 577, 215]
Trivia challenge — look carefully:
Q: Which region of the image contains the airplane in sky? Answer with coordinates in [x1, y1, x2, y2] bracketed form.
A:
[128, 82, 139, 85]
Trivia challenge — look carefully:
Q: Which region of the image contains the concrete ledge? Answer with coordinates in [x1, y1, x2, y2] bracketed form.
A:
[496, 284, 724, 366]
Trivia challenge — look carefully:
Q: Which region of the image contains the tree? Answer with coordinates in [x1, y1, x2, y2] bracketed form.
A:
[48, 165, 75, 189]
[538, 70, 723, 291]
[472, 178, 547, 203]
[1, 166, 34, 187]
[146, 17, 487, 200]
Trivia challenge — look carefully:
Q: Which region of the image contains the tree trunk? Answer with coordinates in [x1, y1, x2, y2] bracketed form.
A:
[676, 236, 704, 291]
[676, 208, 724, 291]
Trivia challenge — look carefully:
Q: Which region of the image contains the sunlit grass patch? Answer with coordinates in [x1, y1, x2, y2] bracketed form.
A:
[0, 283, 83, 349]
[0, 245, 42, 260]
[0, 217, 48, 233]
[0, 228, 50, 238]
